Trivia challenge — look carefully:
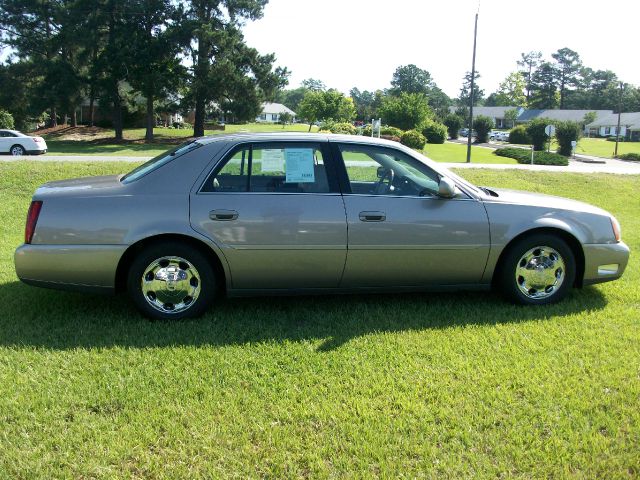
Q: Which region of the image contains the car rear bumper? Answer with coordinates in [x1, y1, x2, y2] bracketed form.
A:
[27, 149, 47, 155]
[582, 241, 630, 286]
[14, 244, 127, 293]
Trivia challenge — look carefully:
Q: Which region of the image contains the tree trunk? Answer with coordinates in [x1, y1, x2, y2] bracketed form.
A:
[71, 109, 77, 127]
[50, 107, 57, 127]
[112, 80, 123, 140]
[308, 122, 312, 132]
[145, 93, 154, 141]
[194, 96, 205, 137]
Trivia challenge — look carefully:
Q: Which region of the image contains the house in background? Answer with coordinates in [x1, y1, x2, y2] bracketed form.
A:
[255, 102, 296, 123]
[516, 109, 613, 130]
[449, 106, 524, 128]
[586, 112, 640, 141]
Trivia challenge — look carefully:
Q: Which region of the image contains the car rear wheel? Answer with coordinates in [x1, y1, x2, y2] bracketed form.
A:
[127, 242, 216, 320]
[498, 233, 576, 305]
[10, 145, 26, 156]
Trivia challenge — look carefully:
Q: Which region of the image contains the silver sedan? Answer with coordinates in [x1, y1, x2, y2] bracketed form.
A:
[14, 133, 629, 319]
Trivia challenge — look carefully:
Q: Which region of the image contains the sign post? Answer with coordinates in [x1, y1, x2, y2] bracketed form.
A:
[571, 140, 577, 158]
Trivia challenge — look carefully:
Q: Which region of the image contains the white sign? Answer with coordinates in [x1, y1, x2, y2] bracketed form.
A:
[260, 149, 285, 172]
[285, 148, 315, 183]
[544, 125, 556, 137]
[571, 140, 577, 148]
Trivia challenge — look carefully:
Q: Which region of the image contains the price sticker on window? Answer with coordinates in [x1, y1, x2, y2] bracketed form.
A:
[285, 149, 315, 183]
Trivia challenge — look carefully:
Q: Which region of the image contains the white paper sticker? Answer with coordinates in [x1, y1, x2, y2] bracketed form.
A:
[285, 149, 315, 183]
[260, 149, 285, 172]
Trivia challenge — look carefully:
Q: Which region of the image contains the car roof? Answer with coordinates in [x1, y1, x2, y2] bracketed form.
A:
[194, 132, 402, 148]
[0, 129, 26, 136]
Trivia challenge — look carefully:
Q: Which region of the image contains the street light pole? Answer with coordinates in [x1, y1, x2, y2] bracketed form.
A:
[466, 9, 479, 163]
[614, 82, 623, 158]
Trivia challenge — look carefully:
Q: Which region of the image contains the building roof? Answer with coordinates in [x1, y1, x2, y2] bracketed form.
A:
[448, 106, 522, 118]
[586, 112, 640, 129]
[261, 102, 296, 116]
[517, 109, 613, 123]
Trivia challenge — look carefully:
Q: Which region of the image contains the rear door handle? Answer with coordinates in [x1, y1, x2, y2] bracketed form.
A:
[209, 209, 239, 221]
[359, 211, 386, 222]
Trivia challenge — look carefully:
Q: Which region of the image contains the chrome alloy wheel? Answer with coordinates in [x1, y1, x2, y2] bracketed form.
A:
[515, 246, 566, 300]
[141, 256, 201, 314]
[11, 145, 25, 156]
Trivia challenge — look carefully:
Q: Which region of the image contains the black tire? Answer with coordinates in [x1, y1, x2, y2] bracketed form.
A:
[10, 144, 26, 156]
[127, 241, 216, 320]
[498, 233, 576, 305]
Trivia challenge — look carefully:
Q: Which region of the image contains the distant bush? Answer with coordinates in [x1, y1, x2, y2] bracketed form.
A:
[420, 120, 447, 144]
[494, 147, 568, 166]
[473, 115, 494, 143]
[0, 109, 15, 129]
[508, 125, 530, 144]
[443, 114, 463, 139]
[329, 122, 356, 135]
[618, 153, 640, 161]
[526, 118, 552, 151]
[555, 121, 581, 156]
[380, 126, 404, 137]
[606, 136, 624, 142]
[400, 129, 426, 150]
[380, 134, 400, 142]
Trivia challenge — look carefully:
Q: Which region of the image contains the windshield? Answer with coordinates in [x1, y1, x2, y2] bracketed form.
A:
[412, 149, 481, 195]
[121, 140, 202, 184]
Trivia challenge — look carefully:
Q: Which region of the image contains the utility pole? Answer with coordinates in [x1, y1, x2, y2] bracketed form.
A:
[466, 8, 479, 163]
[614, 82, 623, 158]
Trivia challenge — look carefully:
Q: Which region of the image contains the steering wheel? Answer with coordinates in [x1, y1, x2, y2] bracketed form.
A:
[374, 168, 395, 195]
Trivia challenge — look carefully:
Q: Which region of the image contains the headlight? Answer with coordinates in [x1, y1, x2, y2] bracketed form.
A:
[610, 216, 621, 242]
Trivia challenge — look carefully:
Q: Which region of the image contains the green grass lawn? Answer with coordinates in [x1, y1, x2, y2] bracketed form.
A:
[0, 162, 638, 478]
[576, 138, 640, 158]
[424, 142, 518, 164]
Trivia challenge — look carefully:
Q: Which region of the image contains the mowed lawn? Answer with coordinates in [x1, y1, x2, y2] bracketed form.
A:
[424, 142, 518, 164]
[0, 162, 638, 478]
[576, 138, 640, 159]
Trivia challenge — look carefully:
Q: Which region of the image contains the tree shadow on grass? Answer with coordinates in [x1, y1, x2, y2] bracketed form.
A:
[0, 281, 608, 351]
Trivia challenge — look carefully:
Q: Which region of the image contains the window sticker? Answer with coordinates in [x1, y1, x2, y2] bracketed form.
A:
[260, 149, 285, 172]
[285, 148, 315, 183]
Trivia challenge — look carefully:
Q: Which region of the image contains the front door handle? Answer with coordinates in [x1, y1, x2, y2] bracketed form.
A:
[209, 209, 239, 221]
[359, 211, 386, 222]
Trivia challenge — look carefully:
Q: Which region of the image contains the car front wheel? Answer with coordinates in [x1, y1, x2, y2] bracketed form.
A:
[127, 242, 216, 320]
[499, 233, 576, 305]
[10, 145, 26, 156]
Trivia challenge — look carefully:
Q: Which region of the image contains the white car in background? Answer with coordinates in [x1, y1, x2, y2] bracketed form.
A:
[0, 129, 47, 156]
[496, 131, 510, 142]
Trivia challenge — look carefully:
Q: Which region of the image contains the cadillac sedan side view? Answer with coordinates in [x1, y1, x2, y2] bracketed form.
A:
[15, 133, 629, 320]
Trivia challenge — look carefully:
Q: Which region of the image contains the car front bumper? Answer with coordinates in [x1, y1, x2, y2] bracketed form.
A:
[582, 241, 630, 286]
[14, 244, 127, 293]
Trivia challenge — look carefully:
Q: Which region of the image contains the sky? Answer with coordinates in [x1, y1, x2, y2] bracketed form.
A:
[242, 0, 640, 98]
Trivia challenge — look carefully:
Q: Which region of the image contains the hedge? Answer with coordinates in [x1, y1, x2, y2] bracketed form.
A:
[494, 147, 568, 166]
[400, 130, 426, 150]
[618, 153, 640, 161]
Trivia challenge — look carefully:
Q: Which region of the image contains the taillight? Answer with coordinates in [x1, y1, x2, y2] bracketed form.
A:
[25, 201, 43, 244]
[33, 137, 43, 143]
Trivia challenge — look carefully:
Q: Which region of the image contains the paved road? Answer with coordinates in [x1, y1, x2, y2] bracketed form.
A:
[2, 154, 640, 174]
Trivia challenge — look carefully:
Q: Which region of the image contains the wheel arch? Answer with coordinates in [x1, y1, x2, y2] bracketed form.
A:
[114, 233, 228, 294]
[491, 227, 585, 288]
[10, 144, 25, 154]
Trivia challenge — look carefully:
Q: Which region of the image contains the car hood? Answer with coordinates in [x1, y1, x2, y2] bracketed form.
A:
[34, 175, 125, 198]
[485, 188, 610, 216]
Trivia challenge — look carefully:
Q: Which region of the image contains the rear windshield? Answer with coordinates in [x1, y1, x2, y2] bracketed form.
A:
[121, 141, 202, 184]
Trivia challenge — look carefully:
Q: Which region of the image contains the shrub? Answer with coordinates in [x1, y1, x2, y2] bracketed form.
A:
[443, 114, 463, 139]
[618, 153, 640, 161]
[0, 109, 15, 129]
[508, 125, 530, 144]
[361, 125, 372, 137]
[473, 115, 494, 143]
[380, 134, 400, 142]
[606, 136, 624, 142]
[379, 92, 432, 130]
[400, 130, 426, 150]
[380, 126, 403, 138]
[494, 147, 568, 166]
[555, 120, 581, 156]
[526, 118, 552, 151]
[330, 122, 356, 135]
[420, 120, 447, 144]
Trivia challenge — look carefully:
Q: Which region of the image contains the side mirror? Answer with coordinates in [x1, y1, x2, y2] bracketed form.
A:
[438, 177, 457, 198]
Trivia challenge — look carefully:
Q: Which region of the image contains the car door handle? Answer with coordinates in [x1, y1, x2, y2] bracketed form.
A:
[209, 209, 239, 221]
[359, 211, 386, 222]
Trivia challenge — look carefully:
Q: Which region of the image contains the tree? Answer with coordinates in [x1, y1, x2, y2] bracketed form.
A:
[517, 51, 542, 103]
[443, 114, 463, 139]
[0, 109, 15, 129]
[298, 89, 355, 131]
[529, 63, 559, 109]
[350, 87, 377, 121]
[551, 48, 582, 109]
[504, 109, 520, 129]
[301, 78, 326, 92]
[555, 120, 581, 156]
[277, 86, 307, 112]
[278, 111, 292, 127]
[180, 0, 289, 137]
[379, 92, 432, 131]
[490, 72, 527, 107]
[458, 71, 484, 107]
[473, 115, 494, 143]
[390, 64, 435, 95]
